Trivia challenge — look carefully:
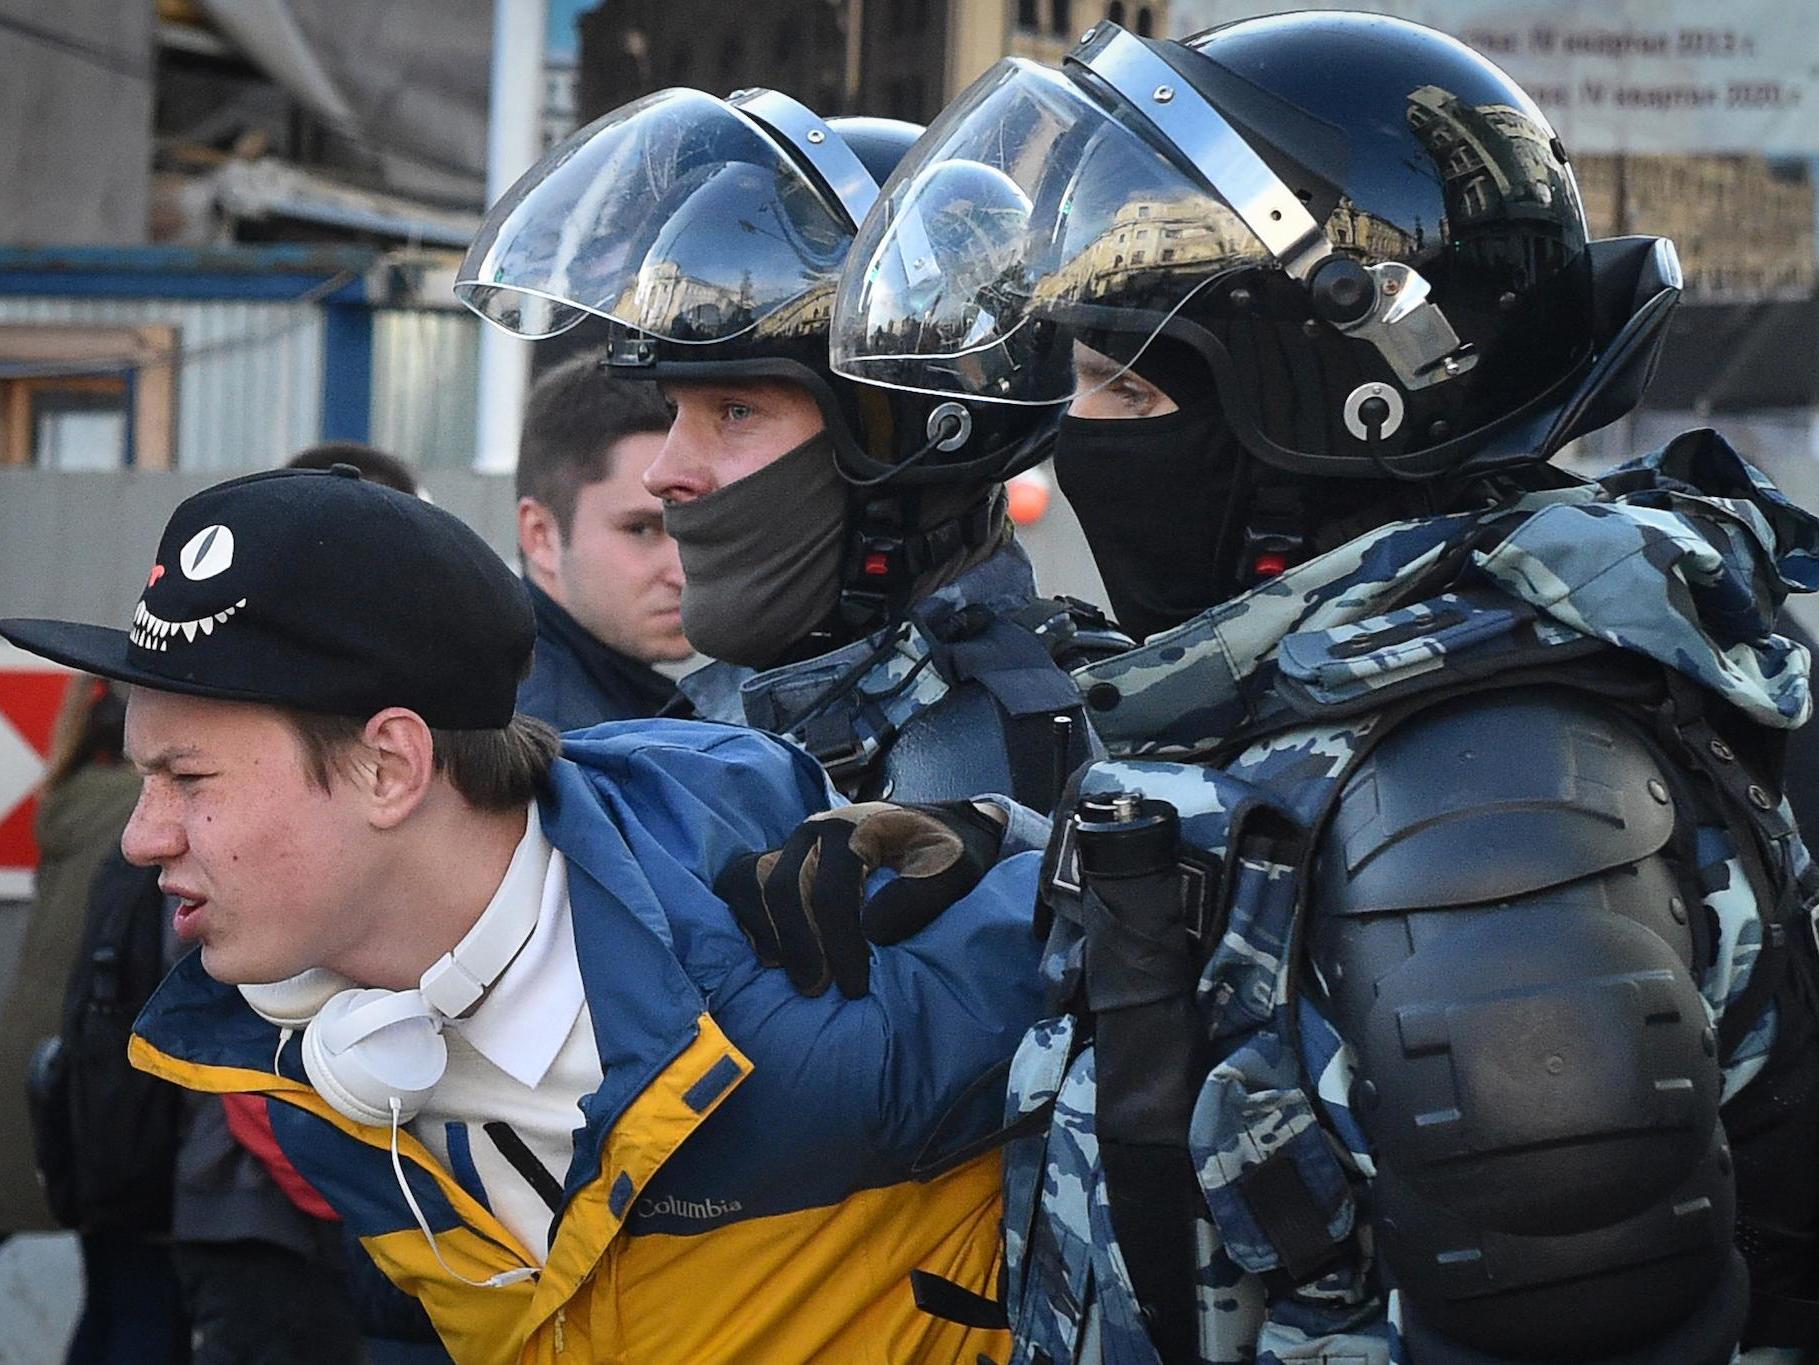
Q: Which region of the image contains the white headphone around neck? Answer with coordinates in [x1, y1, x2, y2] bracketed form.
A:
[239, 878, 541, 1127]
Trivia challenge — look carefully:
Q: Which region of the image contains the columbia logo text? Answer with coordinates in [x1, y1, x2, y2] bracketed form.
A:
[636, 1194, 744, 1220]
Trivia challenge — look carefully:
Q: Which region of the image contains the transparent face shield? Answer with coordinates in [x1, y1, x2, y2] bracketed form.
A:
[831, 29, 1478, 414]
[456, 88, 856, 345]
[829, 57, 1270, 406]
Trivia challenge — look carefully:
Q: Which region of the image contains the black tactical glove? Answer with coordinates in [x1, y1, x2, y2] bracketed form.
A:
[714, 800, 1009, 999]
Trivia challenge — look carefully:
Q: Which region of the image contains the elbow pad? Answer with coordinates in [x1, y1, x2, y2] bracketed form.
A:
[1310, 689, 1747, 1362]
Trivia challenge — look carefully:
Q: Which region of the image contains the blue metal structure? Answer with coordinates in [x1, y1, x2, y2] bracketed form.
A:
[0, 245, 380, 444]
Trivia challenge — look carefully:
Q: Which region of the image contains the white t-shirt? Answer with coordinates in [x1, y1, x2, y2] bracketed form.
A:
[409, 804, 603, 1263]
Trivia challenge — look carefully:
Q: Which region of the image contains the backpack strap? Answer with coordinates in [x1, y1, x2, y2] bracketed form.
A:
[45, 852, 184, 1233]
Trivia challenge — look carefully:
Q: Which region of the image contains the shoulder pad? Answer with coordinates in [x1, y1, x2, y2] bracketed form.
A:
[1278, 588, 1602, 719]
[1316, 688, 1678, 915]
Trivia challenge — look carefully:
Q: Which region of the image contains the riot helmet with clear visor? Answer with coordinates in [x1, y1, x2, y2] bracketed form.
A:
[459, 88, 858, 347]
[457, 88, 1054, 489]
[830, 14, 1652, 482]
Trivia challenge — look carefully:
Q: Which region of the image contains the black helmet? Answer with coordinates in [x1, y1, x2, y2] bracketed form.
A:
[456, 88, 1053, 488]
[829, 12, 1682, 482]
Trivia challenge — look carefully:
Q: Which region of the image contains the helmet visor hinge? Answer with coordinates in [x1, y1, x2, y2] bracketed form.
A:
[1330, 262, 1479, 390]
[607, 332, 658, 368]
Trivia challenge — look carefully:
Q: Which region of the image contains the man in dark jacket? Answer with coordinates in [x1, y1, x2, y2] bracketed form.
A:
[514, 354, 688, 728]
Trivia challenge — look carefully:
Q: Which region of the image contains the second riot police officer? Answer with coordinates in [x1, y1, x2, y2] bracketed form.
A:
[458, 88, 1116, 812]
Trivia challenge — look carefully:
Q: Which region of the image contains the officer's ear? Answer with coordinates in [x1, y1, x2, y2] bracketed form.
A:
[517, 497, 564, 585]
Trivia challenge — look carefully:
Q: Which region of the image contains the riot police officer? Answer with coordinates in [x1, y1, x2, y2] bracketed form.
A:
[457, 89, 1113, 810]
[823, 12, 1819, 1362]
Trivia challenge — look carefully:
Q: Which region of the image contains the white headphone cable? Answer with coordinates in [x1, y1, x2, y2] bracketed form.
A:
[388, 1097, 537, 1289]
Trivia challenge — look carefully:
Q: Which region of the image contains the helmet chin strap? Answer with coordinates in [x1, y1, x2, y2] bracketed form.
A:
[835, 485, 1005, 635]
[1218, 459, 1309, 597]
[1213, 449, 1444, 603]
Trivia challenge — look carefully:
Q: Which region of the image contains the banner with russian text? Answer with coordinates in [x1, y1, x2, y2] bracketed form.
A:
[1170, 1, 1819, 156]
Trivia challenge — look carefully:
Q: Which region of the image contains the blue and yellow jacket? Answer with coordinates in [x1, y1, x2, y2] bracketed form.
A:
[130, 721, 1047, 1364]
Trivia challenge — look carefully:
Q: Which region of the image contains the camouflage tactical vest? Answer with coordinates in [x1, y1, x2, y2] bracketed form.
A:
[1000, 431, 1819, 1365]
[678, 542, 1121, 809]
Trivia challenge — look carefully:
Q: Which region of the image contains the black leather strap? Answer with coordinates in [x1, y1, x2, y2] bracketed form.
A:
[1234, 1148, 1344, 1284]
[910, 1269, 1009, 1330]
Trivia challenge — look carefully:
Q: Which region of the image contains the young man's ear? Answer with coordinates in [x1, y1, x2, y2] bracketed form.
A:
[517, 497, 563, 589]
[361, 708, 438, 829]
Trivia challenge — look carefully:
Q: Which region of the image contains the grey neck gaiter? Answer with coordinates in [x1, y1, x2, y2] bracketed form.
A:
[663, 431, 849, 668]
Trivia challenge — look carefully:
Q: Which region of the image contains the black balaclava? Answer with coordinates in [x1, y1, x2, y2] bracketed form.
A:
[1053, 337, 1243, 642]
